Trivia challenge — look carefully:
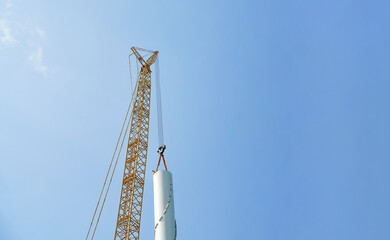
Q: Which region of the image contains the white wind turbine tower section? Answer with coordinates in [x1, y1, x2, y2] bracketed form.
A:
[153, 170, 177, 240]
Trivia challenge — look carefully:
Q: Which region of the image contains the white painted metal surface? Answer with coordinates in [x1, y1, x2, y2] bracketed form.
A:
[153, 170, 176, 240]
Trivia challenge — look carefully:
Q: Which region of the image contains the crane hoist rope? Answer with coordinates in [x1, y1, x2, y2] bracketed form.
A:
[154, 55, 168, 172]
[154, 55, 164, 147]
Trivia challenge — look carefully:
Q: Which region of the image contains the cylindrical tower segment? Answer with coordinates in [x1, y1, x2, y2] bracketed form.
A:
[153, 170, 176, 240]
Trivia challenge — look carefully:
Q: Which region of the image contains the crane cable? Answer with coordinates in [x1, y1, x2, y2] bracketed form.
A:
[90, 113, 132, 240]
[85, 54, 139, 240]
[154, 55, 164, 146]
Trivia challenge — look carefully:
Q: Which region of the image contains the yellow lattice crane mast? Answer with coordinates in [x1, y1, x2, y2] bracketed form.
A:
[114, 47, 158, 240]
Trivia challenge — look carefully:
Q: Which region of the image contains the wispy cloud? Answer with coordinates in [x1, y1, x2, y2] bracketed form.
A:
[29, 47, 48, 77]
[27, 27, 50, 77]
[0, 1, 16, 44]
[1, 1, 51, 77]
[5, 2, 12, 8]
[36, 27, 45, 38]
[0, 19, 16, 44]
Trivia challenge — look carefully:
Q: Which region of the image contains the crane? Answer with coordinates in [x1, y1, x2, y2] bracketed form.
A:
[85, 46, 175, 240]
[114, 47, 158, 240]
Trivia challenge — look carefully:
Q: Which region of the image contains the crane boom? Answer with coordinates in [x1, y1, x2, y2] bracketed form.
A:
[114, 48, 158, 240]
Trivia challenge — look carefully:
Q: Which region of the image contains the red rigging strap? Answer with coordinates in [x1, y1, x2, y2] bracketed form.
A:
[156, 154, 168, 172]
[155, 145, 167, 171]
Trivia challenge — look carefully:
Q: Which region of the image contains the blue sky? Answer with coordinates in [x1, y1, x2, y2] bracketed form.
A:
[1, 0, 390, 239]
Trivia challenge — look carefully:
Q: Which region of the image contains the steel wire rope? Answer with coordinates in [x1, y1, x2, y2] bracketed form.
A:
[85, 97, 131, 240]
[90, 112, 132, 240]
[128, 53, 135, 94]
[85, 58, 139, 240]
[154, 55, 164, 146]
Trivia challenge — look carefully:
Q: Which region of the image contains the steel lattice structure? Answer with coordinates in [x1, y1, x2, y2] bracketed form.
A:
[114, 47, 158, 240]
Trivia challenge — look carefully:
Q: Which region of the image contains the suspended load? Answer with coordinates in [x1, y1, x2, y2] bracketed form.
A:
[153, 170, 177, 240]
